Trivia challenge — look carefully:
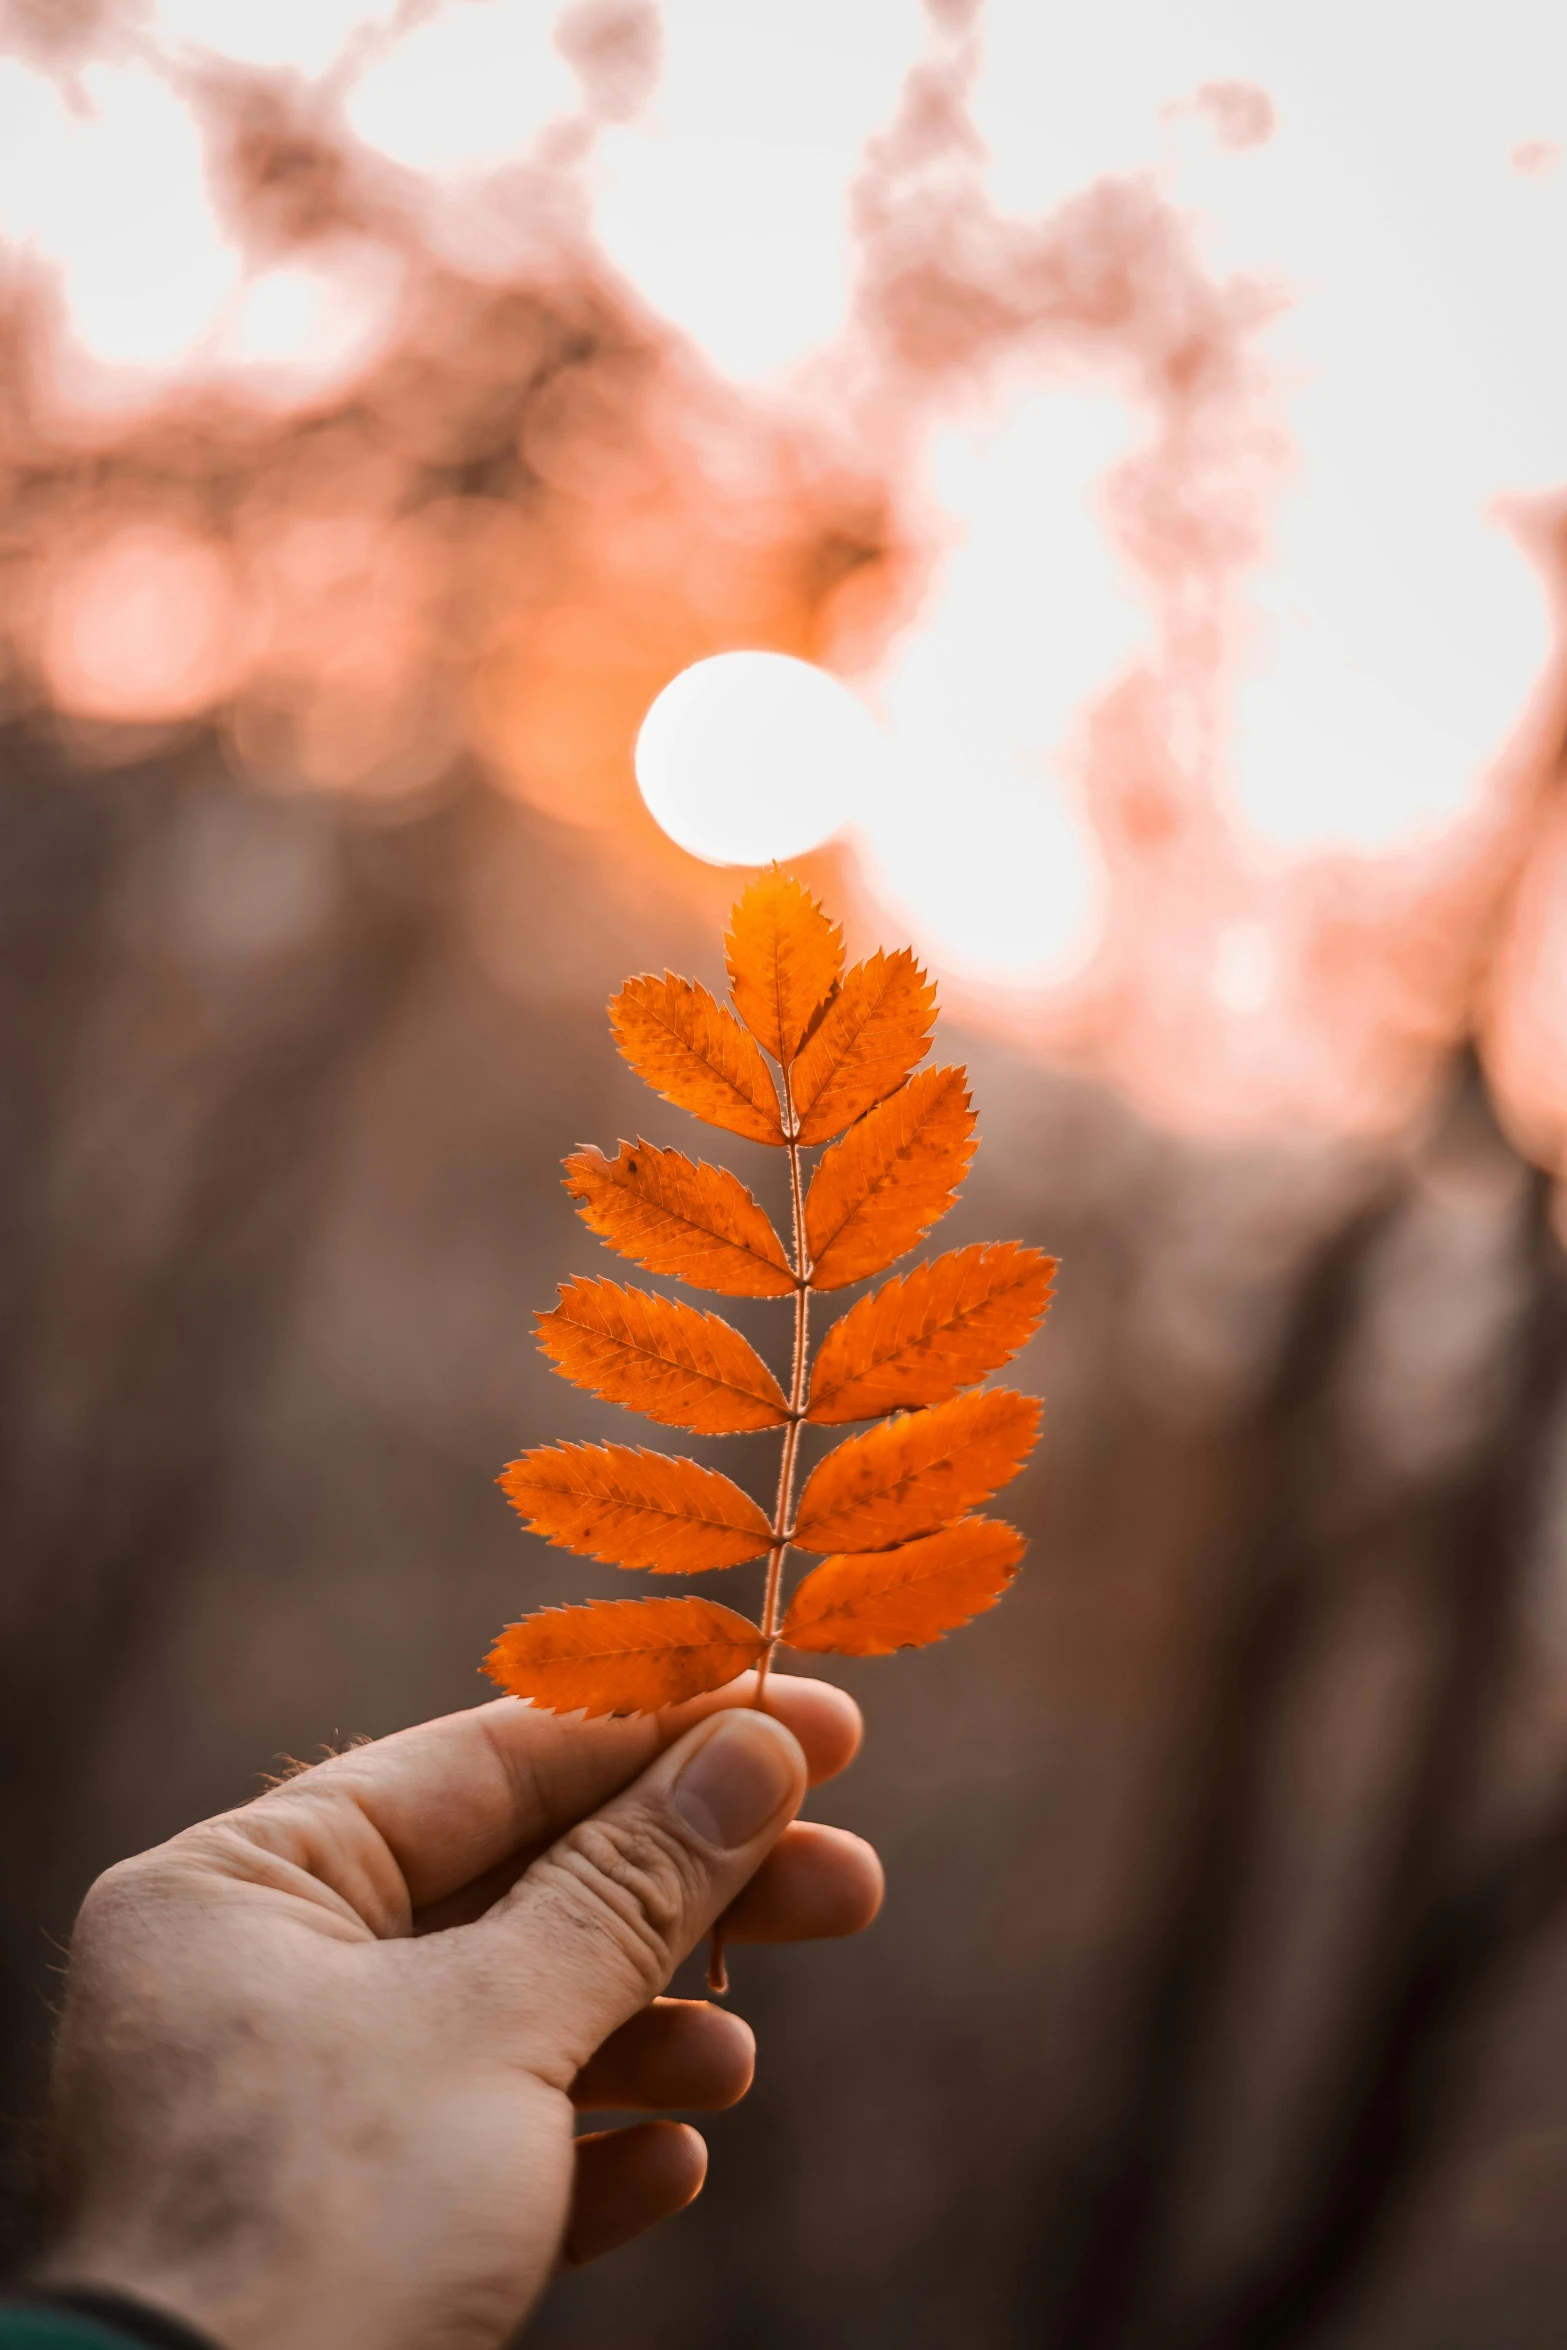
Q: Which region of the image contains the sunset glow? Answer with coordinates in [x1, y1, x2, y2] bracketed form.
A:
[635, 653, 881, 868]
[3, 0, 1566, 1142]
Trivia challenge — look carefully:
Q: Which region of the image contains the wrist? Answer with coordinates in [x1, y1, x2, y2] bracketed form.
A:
[27, 2258, 237, 2350]
[5, 2286, 222, 2350]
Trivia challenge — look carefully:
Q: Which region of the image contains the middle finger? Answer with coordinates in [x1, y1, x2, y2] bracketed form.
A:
[572, 1997, 754, 2112]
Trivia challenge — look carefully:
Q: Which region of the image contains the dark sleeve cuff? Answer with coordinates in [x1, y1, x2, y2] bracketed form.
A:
[0, 2289, 223, 2350]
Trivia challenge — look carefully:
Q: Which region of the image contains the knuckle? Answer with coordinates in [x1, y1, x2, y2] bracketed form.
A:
[71, 1855, 159, 1949]
[539, 1810, 706, 1996]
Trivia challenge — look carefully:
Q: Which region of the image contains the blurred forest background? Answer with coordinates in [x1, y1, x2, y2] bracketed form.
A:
[9, 4, 1567, 2347]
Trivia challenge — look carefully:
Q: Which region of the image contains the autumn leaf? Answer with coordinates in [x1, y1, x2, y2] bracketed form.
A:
[781, 1518, 1026, 1655]
[725, 867, 843, 1067]
[790, 949, 937, 1145]
[610, 972, 784, 1145]
[488, 866, 1054, 1774]
[792, 1388, 1041, 1553]
[538, 1275, 789, 1433]
[807, 1242, 1056, 1424]
[564, 1141, 795, 1298]
[485, 1595, 767, 1715]
[805, 1064, 977, 1291]
[500, 1441, 775, 1572]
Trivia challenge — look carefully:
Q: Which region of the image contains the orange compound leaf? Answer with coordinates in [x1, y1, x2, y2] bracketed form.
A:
[485, 1595, 767, 1716]
[610, 972, 784, 1146]
[781, 1517, 1026, 1656]
[499, 1441, 775, 1573]
[790, 949, 937, 1146]
[806, 1242, 1056, 1425]
[805, 1066, 976, 1291]
[792, 1388, 1041, 1553]
[564, 1141, 795, 1299]
[725, 867, 843, 1068]
[538, 1276, 789, 1434]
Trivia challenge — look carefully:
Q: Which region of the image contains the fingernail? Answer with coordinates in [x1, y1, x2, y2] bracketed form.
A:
[672, 1714, 798, 1849]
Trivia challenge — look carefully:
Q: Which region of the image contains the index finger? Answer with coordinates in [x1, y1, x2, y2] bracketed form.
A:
[248, 1670, 862, 1914]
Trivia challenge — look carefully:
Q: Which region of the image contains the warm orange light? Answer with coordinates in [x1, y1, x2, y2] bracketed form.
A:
[42, 527, 241, 724]
[636, 653, 880, 866]
[2, 0, 1565, 1151]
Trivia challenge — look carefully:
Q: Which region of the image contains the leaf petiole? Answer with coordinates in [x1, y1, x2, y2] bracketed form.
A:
[755, 1097, 811, 1706]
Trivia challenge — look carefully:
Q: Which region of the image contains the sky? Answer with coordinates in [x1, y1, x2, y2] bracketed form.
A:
[2, 0, 1565, 1022]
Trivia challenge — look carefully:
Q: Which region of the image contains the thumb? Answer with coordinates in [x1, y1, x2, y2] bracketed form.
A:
[480, 1707, 807, 2079]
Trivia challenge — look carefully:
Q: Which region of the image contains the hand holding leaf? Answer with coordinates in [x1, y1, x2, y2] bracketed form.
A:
[484, 867, 1054, 1988]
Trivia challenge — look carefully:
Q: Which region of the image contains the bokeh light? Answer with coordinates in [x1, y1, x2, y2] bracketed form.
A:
[635, 651, 881, 866]
[41, 526, 241, 724]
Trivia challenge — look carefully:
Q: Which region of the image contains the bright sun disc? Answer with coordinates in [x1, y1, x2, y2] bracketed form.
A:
[635, 651, 878, 866]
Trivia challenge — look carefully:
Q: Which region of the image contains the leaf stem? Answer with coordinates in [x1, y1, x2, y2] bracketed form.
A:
[756, 1092, 810, 1705]
[715, 1086, 810, 1995]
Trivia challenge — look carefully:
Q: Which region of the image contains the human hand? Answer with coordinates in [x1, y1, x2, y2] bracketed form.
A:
[35, 1678, 881, 2350]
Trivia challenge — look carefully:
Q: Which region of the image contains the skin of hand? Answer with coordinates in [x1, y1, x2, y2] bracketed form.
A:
[33, 1675, 882, 2350]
